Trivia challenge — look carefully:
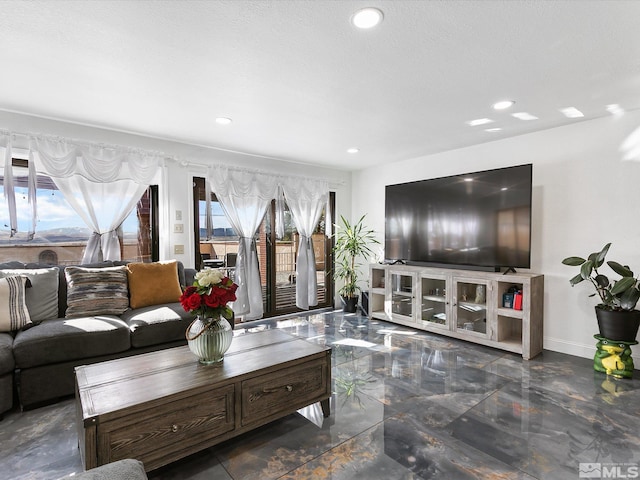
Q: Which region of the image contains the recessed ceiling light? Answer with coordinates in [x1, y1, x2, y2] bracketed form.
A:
[493, 100, 515, 110]
[485, 127, 502, 132]
[215, 117, 232, 125]
[512, 112, 538, 121]
[559, 107, 584, 119]
[347, 148, 360, 154]
[606, 104, 624, 116]
[466, 118, 494, 127]
[464, 178, 473, 182]
[501, 187, 508, 191]
[351, 8, 384, 29]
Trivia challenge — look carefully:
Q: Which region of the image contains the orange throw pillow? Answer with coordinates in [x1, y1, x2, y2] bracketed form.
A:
[127, 260, 183, 309]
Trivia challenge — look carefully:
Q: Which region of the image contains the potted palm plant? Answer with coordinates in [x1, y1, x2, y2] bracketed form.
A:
[333, 215, 380, 313]
[562, 243, 640, 341]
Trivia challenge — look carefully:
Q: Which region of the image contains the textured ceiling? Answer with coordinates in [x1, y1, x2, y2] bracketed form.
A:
[0, 0, 639, 171]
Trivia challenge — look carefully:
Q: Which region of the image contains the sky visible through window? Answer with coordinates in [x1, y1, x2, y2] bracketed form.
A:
[1, 188, 237, 239]
[0, 185, 139, 235]
[199, 200, 234, 234]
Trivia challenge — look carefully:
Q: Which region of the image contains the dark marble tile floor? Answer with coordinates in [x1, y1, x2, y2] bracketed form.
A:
[1, 311, 640, 479]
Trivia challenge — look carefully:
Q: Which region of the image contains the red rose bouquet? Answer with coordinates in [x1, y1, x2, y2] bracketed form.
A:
[180, 268, 238, 327]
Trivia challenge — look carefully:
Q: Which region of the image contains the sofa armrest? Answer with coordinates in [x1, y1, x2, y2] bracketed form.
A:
[74, 459, 147, 480]
[184, 267, 197, 286]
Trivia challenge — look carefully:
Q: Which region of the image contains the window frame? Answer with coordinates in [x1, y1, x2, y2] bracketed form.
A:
[0, 157, 159, 264]
[192, 176, 335, 318]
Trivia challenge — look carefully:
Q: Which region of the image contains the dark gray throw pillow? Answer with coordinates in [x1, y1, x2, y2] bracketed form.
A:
[65, 266, 129, 318]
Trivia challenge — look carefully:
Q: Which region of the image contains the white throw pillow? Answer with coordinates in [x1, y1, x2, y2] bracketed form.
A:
[0, 276, 32, 332]
[0, 267, 59, 321]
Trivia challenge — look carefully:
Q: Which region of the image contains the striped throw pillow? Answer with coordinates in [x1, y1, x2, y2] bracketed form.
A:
[0, 276, 32, 332]
[65, 266, 129, 318]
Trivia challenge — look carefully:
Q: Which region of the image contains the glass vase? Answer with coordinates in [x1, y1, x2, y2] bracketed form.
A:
[186, 315, 233, 365]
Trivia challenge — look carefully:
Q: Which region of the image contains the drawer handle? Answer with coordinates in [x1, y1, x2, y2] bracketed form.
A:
[263, 384, 293, 393]
[171, 424, 178, 433]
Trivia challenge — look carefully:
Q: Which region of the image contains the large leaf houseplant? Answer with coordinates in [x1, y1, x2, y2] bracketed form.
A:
[562, 243, 640, 341]
[333, 215, 380, 313]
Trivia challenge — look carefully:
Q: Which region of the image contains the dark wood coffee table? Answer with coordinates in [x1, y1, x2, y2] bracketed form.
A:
[75, 329, 331, 472]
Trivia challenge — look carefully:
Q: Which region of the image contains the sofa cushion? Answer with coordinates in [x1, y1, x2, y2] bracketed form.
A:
[74, 459, 148, 480]
[0, 261, 27, 269]
[121, 303, 192, 348]
[0, 333, 14, 375]
[13, 316, 131, 369]
[0, 276, 31, 332]
[0, 372, 12, 414]
[65, 266, 129, 318]
[0, 267, 59, 322]
[127, 261, 183, 309]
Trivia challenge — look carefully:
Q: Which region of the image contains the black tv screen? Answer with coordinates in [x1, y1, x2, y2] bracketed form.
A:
[385, 164, 532, 270]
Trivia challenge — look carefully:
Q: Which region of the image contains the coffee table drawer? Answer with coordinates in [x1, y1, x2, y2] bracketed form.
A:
[241, 358, 329, 426]
[98, 384, 234, 468]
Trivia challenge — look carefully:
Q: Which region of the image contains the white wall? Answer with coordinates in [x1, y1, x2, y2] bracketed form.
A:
[352, 111, 640, 360]
[10, 107, 640, 355]
[0, 111, 351, 276]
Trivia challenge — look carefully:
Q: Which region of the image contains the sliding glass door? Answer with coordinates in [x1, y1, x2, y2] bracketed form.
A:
[193, 178, 334, 318]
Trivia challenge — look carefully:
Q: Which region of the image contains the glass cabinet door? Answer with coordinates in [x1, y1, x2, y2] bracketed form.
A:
[453, 279, 489, 336]
[419, 275, 448, 328]
[389, 271, 415, 320]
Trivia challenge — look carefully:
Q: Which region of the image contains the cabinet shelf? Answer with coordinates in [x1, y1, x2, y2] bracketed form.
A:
[422, 295, 446, 303]
[392, 290, 412, 298]
[495, 338, 523, 354]
[369, 264, 543, 360]
[497, 307, 524, 319]
[457, 301, 486, 312]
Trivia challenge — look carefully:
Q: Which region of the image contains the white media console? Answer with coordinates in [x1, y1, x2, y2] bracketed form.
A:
[368, 264, 544, 359]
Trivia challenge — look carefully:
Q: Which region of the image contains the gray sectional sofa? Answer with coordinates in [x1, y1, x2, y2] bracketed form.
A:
[0, 260, 200, 413]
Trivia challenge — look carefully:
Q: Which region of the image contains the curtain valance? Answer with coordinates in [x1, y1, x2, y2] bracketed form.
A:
[31, 136, 161, 184]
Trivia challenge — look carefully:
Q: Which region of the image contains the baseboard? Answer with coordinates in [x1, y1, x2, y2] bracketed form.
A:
[544, 335, 640, 366]
[544, 336, 594, 359]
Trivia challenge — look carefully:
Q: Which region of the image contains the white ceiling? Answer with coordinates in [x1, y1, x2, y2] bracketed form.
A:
[1, 0, 639, 171]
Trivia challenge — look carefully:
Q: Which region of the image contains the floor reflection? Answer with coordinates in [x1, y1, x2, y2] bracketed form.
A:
[2, 310, 640, 480]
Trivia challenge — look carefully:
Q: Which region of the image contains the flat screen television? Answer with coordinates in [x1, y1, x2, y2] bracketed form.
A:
[385, 164, 532, 270]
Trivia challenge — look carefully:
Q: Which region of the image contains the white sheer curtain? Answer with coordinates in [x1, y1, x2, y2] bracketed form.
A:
[0, 132, 16, 237]
[275, 185, 286, 240]
[31, 136, 161, 263]
[24, 148, 37, 240]
[282, 178, 329, 309]
[208, 165, 279, 320]
[0, 133, 37, 239]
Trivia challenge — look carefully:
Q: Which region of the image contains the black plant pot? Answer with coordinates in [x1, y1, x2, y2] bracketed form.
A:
[595, 307, 640, 342]
[342, 296, 358, 313]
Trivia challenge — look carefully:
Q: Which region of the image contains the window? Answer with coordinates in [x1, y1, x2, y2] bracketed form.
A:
[263, 197, 333, 314]
[0, 158, 158, 265]
[192, 177, 334, 318]
[192, 178, 238, 270]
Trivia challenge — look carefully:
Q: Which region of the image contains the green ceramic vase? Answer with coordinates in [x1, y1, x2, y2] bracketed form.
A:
[186, 316, 233, 365]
